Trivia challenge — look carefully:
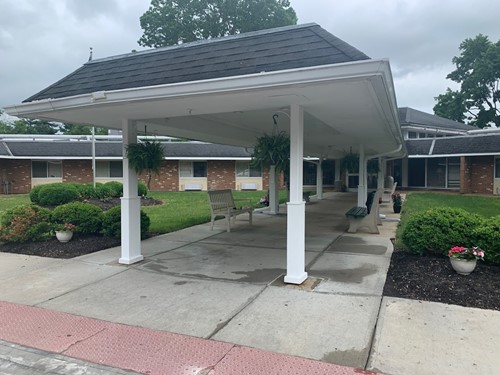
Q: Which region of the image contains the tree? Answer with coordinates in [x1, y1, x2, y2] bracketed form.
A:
[434, 34, 500, 128]
[61, 124, 108, 135]
[138, 0, 297, 48]
[0, 115, 59, 134]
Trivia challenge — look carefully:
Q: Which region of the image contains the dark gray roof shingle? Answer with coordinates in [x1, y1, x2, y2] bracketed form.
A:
[0, 141, 252, 158]
[398, 107, 476, 132]
[25, 24, 369, 102]
[405, 139, 433, 156]
[406, 134, 500, 156]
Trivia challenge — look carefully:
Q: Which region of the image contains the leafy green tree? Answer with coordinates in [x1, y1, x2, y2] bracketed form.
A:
[0, 114, 59, 134]
[62, 124, 108, 135]
[434, 34, 500, 128]
[138, 0, 297, 48]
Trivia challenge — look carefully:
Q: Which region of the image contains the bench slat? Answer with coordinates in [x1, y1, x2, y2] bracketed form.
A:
[345, 207, 367, 217]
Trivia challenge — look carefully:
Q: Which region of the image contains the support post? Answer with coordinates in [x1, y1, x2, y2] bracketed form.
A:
[377, 157, 385, 191]
[316, 159, 323, 200]
[357, 144, 366, 207]
[285, 104, 307, 285]
[119, 119, 143, 265]
[268, 165, 279, 214]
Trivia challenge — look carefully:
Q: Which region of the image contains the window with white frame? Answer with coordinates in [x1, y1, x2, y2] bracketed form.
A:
[236, 161, 261, 177]
[96, 161, 123, 178]
[179, 161, 207, 177]
[32, 161, 62, 178]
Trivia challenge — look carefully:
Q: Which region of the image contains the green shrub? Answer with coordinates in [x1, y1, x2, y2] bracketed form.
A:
[75, 183, 97, 199]
[94, 183, 114, 199]
[473, 215, 500, 264]
[101, 206, 150, 239]
[104, 181, 123, 198]
[51, 202, 103, 234]
[138, 181, 148, 197]
[29, 185, 44, 204]
[0, 205, 52, 242]
[38, 183, 79, 206]
[402, 207, 484, 256]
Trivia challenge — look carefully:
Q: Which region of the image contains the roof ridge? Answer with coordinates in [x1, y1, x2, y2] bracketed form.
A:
[86, 23, 319, 65]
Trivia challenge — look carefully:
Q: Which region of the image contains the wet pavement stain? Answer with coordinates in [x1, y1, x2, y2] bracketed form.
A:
[321, 348, 366, 368]
[327, 245, 387, 255]
[232, 268, 285, 283]
[311, 265, 377, 284]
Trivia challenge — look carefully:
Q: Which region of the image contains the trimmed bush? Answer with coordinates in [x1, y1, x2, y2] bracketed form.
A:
[94, 183, 114, 199]
[38, 183, 79, 206]
[101, 206, 150, 239]
[29, 185, 44, 204]
[104, 181, 123, 198]
[138, 181, 148, 197]
[402, 207, 484, 256]
[51, 202, 103, 234]
[0, 205, 52, 242]
[76, 183, 97, 199]
[473, 215, 500, 265]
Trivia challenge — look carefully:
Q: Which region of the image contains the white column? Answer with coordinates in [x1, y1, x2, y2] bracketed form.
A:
[285, 104, 307, 285]
[377, 157, 385, 190]
[268, 165, 279, 214]
[119, 119, 143, 265]
[316, 160, 323, 199]
[357, 144, 366, 207]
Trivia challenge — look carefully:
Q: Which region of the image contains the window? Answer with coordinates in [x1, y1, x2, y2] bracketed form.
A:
[96, 161, 123, 178]
[236, 161, 261, 177]
[408, 132, 417, 139]
[179, 161, 207, 177]
[32, 161, 62, 178]
[495, 157, 500, 178]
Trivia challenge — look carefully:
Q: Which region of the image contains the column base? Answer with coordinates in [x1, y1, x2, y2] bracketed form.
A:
[119, 255, 144, 265]
[284, 272, 308, 285]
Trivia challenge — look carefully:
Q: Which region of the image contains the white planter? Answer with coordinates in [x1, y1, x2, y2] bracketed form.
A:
[55, 230, 73, 243]
[450, 258, 477, 275]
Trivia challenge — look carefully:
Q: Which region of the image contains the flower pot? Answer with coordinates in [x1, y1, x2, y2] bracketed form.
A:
[55, 230, 73, 243]
[450, 258, 477, 275]
[393, 205, 401, 213]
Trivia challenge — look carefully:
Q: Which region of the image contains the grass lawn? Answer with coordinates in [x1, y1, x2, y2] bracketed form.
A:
[135, 190, 287, 234]
[396, 191, 500, 247]
[0, 194, 30, 219]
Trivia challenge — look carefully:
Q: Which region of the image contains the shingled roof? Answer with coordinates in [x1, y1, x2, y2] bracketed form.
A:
[398, 107, 475, 132]
[0, 141, 252, 159]
[25, 23, 369, 103]
[406, 133, 500, 157]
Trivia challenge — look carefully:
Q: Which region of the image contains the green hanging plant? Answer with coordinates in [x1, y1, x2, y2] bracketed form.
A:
[125, 140, 164, 189]
[251, 131, 290, 172]
[367, 159, 380, 174]
[340, 152, 359, 173]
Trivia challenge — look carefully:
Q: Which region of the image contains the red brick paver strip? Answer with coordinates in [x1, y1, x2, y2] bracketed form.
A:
[0, 301, 379, 375]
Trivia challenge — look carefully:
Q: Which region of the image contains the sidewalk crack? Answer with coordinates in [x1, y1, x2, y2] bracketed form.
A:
[61, 326, 108, 354]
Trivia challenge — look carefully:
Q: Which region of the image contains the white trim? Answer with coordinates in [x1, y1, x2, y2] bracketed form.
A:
[409, 153, 499, 158]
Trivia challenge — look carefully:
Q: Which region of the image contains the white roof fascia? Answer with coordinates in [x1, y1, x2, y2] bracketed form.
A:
[5, 59, 396, 117]
[409, 153, 499, 158]
[0, 156, 124, 160]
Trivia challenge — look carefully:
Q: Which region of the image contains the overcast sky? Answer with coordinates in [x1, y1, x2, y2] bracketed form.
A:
[1, 0, 500, 117]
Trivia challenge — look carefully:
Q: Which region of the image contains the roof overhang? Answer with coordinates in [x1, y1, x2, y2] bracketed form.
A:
[5, 59, 406, 159]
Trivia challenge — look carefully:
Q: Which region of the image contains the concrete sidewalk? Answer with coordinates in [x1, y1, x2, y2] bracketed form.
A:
[1, 192, 499, 374]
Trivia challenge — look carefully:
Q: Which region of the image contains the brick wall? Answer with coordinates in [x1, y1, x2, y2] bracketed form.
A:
[0, 160, 31, 194]
[460, 156, 494, 194]
[139, 160, 179, 191]
[63, 160, 93, 184]
[207, 160, 235, 190]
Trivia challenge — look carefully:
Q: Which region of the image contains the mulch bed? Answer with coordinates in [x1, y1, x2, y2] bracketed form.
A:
[383, 249, 500, 311]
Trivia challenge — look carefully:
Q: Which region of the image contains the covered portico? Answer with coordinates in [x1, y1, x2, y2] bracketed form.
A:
[5, 24, 405, 284]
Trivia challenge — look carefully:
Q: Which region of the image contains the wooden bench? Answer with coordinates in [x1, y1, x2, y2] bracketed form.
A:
[207, 189, 253, 232]
[345, 189, 382, 234]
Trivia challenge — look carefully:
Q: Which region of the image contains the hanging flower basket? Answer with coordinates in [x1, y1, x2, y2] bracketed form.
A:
[125, 140, 164, 189]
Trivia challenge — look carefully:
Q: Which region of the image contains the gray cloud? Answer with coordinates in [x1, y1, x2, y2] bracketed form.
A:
[1, 0, 499, 115]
